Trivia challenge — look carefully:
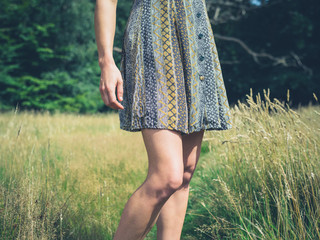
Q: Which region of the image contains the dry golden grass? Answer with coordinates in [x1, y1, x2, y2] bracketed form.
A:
[0, 110, 149, 239]
[183, 89, 320, 240]
[0, 88, 319, 239]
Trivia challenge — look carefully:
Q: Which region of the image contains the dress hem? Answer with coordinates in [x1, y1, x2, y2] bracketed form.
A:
[119, 124, 232, 135]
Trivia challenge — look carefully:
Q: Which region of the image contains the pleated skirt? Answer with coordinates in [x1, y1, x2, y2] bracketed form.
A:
[118, 0, 232, 134]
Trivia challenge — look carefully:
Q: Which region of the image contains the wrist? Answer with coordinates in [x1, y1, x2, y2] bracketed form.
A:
[98, 55, 115, 68]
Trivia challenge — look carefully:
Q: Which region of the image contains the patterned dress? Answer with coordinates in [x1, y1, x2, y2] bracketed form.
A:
[118, 0, 232, 135]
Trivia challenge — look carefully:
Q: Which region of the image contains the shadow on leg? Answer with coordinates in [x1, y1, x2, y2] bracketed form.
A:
[156, 130, 205, 240]
[113, 129, 185, 240]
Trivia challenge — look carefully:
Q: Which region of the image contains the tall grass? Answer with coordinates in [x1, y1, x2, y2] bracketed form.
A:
[183, 89, 320, 240]
[0, 89, 319, 239]
[0, 110, 149, 239]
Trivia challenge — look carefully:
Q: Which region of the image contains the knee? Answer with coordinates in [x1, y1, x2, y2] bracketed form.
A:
[164, 176, 184, 195]
[182, 164, 196, 187]
[160, 174, 183, 198]
[146, 173, 184, 201]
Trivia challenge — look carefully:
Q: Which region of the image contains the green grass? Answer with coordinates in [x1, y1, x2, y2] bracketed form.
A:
[182, 89, 320, 239]
[0, 89, 319, 239]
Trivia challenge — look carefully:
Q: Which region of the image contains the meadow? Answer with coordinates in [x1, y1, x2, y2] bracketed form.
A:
[1, 89, 319, 240]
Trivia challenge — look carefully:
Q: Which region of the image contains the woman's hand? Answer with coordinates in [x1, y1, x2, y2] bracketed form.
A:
[99, 63, 124, 110]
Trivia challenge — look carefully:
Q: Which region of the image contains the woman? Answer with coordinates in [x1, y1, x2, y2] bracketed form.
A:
[94, 0, 232, 238]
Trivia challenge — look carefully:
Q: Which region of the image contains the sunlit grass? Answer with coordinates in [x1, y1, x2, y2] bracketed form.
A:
[0, 88, 319, 239]
[0, 110, 149, 239]
[183, 89, 320, 240]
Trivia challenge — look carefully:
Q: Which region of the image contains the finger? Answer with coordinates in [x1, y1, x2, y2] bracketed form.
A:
[109, 98, 124, 110]
[107, 88, 124, 110]
[100, 80, 122, 110]
[99, 81, 110, 106]
[117, 78, 123, 102]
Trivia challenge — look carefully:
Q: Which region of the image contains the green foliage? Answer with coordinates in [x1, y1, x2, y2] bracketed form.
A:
[0, 0, 104, 113]
[0, 0, 319, 112]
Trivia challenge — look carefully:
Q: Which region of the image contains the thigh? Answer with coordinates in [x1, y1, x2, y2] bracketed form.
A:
[182, 130, 205, 171]
[141, 129, 184, 179]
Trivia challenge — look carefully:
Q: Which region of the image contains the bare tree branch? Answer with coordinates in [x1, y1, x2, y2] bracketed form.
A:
[290, 51, 313, 75]
[113, 46, 122, 53]
[214, 34, 312, 74]
[206, 0, 284, 25]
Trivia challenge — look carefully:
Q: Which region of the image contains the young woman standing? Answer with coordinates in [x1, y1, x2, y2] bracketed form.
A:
[94, 0, 232, 238]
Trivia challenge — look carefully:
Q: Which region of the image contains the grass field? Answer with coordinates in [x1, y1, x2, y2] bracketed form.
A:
[1, 89, 319, 239]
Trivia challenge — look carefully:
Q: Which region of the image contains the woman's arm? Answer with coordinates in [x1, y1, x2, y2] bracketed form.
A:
[94, 0, 124, 110]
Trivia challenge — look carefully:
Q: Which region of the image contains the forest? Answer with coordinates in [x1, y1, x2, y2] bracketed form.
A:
[0, 0, 319, 113]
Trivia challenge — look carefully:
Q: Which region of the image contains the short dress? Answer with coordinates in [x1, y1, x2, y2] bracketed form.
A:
[118, 0, 233, 135]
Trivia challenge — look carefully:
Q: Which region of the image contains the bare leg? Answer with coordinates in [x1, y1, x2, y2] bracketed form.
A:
[113, 129, 185, 240]
[156, 130, 205, 240]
